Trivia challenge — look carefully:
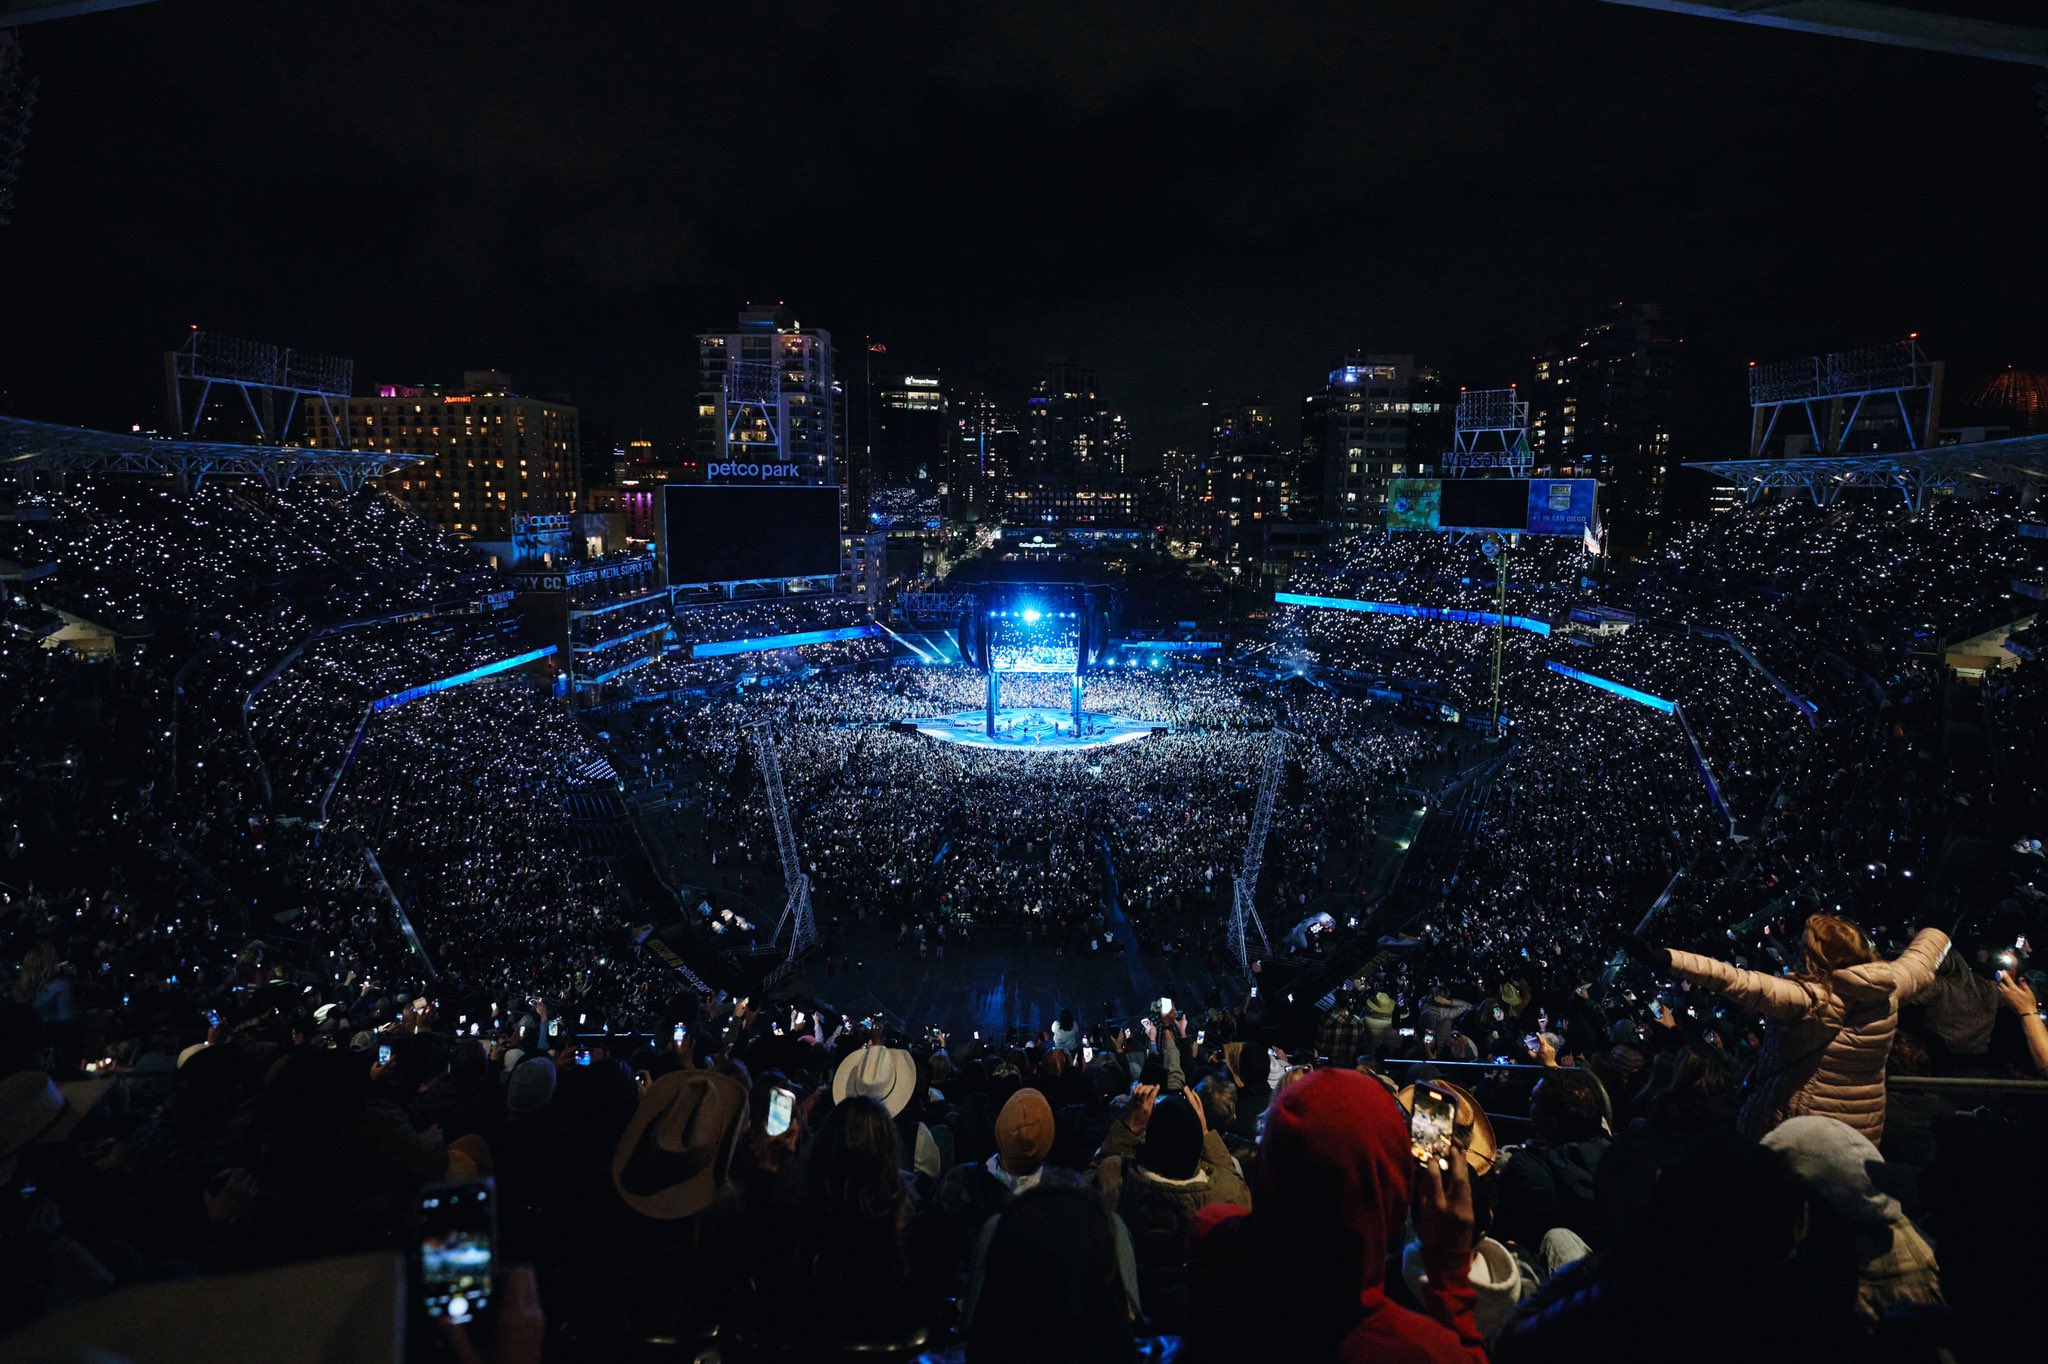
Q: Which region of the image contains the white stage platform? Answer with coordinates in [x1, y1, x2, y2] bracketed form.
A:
[907, 707, 1159, 753]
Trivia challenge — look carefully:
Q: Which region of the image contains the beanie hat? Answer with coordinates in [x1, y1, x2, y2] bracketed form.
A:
[506, 1056, 557, 1117]
[1144, 1095, 1204, 1181]
[995, 1087, 1055, 1173]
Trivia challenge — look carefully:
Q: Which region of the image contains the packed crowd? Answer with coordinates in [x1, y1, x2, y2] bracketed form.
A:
[3, 474, 2047, 1360]
[616, 593, 891, 696]
[618, 666, 1439, 963]
[6, 930, 2043, 1363]
[249, 611, 531, 812]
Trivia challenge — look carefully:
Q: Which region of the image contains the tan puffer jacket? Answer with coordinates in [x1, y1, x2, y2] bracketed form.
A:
[1665, 928, 1948, 1146]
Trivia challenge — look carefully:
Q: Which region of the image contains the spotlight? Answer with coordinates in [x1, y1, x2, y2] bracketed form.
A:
[1023, 609, 1041, 623]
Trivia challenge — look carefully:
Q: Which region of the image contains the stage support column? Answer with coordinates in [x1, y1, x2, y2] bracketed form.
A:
[1071, 671, 1083, 733]
[986, 669, 1000, 737]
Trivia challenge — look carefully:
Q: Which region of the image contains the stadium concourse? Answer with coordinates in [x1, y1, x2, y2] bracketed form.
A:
[2, 474, 2047, 1360]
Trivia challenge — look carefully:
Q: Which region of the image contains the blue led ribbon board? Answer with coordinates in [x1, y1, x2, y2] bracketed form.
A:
[691, 624, 882, 659]
[1545, 660, 1675, 713]
[1274, 592, 1552, 637]
[371, 646, 559, 712]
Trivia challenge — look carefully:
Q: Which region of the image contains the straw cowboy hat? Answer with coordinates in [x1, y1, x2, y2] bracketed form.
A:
[612, 1070, 748, 1220]
[1396, 1078, 1501, 1177]
[0, 1071, 111, 1184]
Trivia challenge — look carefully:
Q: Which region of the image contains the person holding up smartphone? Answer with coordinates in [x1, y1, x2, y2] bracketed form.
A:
[1996, 968, 2048, 1078]
[1186, 1068, 1484, 1362]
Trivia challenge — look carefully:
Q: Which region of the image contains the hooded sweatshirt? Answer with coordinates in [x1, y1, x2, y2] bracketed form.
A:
[1187, 1068, 1486, 1364]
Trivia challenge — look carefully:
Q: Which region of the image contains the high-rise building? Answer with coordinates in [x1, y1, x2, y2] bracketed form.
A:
[695, 305, 843, 486]
[1025, 360, 1128, 475]
[950, 389, 1021, 503]
[1203, 399, 1296, 533]
[872, 374, 950, 485]
[1528, 302, 1678, 546]
[1154, 446, 1205, 530]
[307, 371, 579, 542]
[1303, 355, 1447, 529]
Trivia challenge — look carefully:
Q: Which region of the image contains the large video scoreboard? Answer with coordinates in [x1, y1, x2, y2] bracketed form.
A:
[659, 484, 841, 585]
[1386, 478, 1597, 536]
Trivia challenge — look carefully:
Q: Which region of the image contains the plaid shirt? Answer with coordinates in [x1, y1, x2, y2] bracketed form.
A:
[1317, 1008, 1367, 1064]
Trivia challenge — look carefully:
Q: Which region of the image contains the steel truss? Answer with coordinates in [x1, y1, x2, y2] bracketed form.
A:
[1227, 726, 1289, 975]
[1446, 387, 1533, 477]
[0, 415, 430, 494]
[1747, 339, 1940, 459]
[723, 358, 785, 456]
[166, 331, 354, 446]
[745, 719, 818, 981]
[898, 591, 976, 623]
[1685, 433, 2048, 514]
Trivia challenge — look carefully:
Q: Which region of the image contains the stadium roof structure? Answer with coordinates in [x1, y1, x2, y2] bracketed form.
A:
[0, 414, 430, 493]
[1685, 434, 2048, 512]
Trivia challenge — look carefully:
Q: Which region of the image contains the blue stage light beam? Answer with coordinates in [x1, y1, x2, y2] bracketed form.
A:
[875, 619, 937, 664]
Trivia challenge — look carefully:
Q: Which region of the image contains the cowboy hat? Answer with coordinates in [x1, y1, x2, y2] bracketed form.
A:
[831, 1045, 916, 1117]
[0, 1071, 111, 1184]
[612, 1069, 748, 1220]
[1396, 1078, 1500, 1177]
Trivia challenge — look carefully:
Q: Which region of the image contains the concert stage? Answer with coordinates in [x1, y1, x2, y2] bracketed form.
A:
[909, 707, 1158, 753]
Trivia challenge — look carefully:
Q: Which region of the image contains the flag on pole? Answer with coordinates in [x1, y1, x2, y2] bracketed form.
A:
[867, 341, 888, 354]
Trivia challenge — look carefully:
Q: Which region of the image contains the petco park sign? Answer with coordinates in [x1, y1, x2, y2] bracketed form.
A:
[707, 460, 805, 480]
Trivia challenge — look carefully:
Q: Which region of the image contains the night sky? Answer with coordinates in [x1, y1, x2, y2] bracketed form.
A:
[3, 0, 2043, 456]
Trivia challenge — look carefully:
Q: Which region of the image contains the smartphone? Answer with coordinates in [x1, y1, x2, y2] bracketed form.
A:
[1399, 1026, 1417, 1038]
[378, 1043, 393, 1067]
[1409, 1087, 1458, 1172]
[1249, 987, 1258, 999]
[673, 1023, 687, 1045]
[573, 1049, 592, 1066]
[1156, 996, 1174, 1016]
[547, 1018, 561, 1037]
[418, 1179, 496, 1322]
[205, 1008, 220, 1028]
[1523, 1034, 1541, 1055]
[1082, 1044, 1094, 1062]
[766, 1085, 795, 1138]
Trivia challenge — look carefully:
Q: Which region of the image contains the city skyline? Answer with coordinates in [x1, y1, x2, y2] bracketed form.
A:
[0, 1, 2043, 462]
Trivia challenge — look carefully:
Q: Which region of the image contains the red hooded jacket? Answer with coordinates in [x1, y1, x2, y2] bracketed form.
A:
[1187, 1068, 1487, 1363]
